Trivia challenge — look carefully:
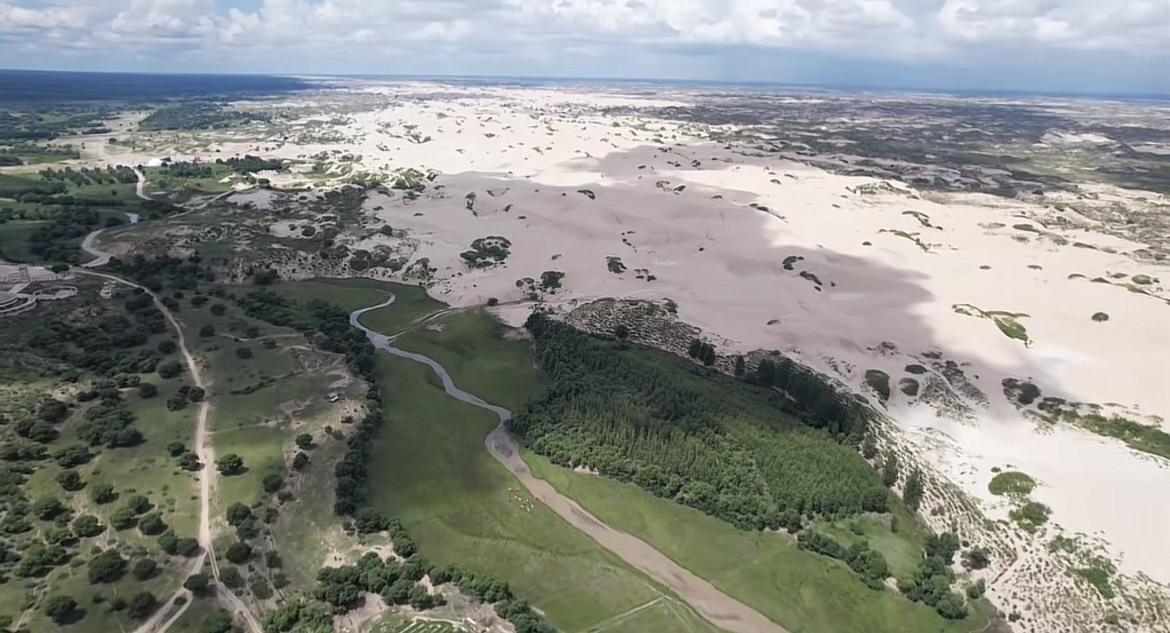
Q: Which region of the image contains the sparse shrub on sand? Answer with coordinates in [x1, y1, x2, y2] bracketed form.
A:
[782, 255, 804, 271]
[1002, 378, 1042, 406]
[1010, 501, 1051, 531]
[864, 369, 891, 402]
[576, 188, 596, 200]
[904, 364, 927, 375]
[460, 236, 512, 269]
[1091, 312, 1110, 322]
[606, 257, 627, 274]
[989, 471, 1036, 496]
[539, 270, 564, 291]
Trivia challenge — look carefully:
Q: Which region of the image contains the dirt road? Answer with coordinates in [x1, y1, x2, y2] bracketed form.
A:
[78, 260, 261, 632]
[350, 297, 790, 633]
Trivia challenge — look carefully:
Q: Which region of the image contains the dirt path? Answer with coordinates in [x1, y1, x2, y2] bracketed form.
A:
[350, 296, 790, 633]
[78, 255, 262, 632]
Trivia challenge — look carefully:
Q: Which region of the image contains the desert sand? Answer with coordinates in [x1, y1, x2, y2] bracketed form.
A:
[88, 84, 1170, 630]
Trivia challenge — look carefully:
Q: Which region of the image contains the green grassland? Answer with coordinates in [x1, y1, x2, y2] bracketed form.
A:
[269, 277, 445, 336]
[0, 220, 47, 261]
[391, 310, 545, 412]
[365, 351, 722, 633]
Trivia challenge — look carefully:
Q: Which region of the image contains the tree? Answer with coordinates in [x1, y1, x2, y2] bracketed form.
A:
[167, 441, 187, 457]
[224, 542, 252, 564]
[225, 503, 252, 526]
[294, 433, 314, 450]
[210, 304, 227, 317]
[44, 595, 78, 624]
[32, 496, 67, 520]
[125, 494, 152, 514]
[903, 468, 925, 512]
[486, 297, 499, 306]
[127, 591, 158, 620]
[178, 452, 202, 471]
[138, 382, 159, 398]
[262, 473, 284, 493]
[158, 340, 177, 354]
[138, 513, 167, 536]
[216, 454, 245, 475]
[292, 452, 310, 471]
[183, 572, 211, 595]
[56, 469, 85, 492]
[203, 610, 235, 633]
[110, 507, 137, 530]
[158, 360, 183, 379]
[72, 514, 105, 538]
[132, 558, 158, 580]
[219, 566, 243, 588]
[87, 549, 127, 583]
[882, 454, 900, 488]
[89, 482, 117, 504]
[235, 347, 253, 359]
[962, 547, 991, 570]
[199, 324, 216, 337]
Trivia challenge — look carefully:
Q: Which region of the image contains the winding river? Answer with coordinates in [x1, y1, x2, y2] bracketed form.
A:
[350, 296, 789, 633]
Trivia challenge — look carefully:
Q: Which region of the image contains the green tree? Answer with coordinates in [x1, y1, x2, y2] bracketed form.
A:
[43, 595, 78, 624]
[127, 591, 158, 620]
[882, 454, 900, 488]
[89, 482, 117, 504]
[138, 382, 159, 398]
[294, 433, 314, 450]
[217, 454, 245, 475]
[183, 572, 211, 595]
[224, 542, 252, 564]
[56, 469, 85, 492]
[132, 558, 158, 580]
[87, 550, 127, 583]
[72, 514, 105, 538]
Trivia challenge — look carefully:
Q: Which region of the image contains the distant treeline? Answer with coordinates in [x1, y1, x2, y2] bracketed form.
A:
[0, 69, 313, 103]
[139, 104, 272, 131]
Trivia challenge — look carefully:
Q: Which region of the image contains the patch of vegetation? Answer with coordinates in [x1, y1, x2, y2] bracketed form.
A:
[988, 471, 1036, 496]
[865, 369, 891, 402]
[539, 270, 564, 291]
[879, 229, 932, 252]
[1092, 312, 1110, 322]
[953, 304, 1030, 344]
[782, 255, 804, 271]
[1074, 558, 1117, 599]
[606, 256, 627, 274]
[1010, 501, 1051, 532]
[904, 364, 927, 375]
[139, 103, 270, 131]
[899, 378, 920, 397]
[459, 236, 512, 269]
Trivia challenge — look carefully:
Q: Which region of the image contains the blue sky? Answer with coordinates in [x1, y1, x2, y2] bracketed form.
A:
[2, 0, 1167, 95]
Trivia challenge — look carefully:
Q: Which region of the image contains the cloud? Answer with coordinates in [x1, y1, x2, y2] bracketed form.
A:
[0, 0, 1166, 92]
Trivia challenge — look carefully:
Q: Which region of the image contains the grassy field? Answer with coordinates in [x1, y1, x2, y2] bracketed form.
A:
[268, 277, 446, 336]
[526, 456, 995, 633]
[392, 310, 545, 412]
[366, 350, 722, 633]
[0, 220, 46, 261]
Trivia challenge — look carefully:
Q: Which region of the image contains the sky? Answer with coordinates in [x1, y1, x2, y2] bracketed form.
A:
[1, 0, 1167, 95]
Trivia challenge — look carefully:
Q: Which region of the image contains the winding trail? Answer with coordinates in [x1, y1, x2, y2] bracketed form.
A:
[350, 296, 790, 633]
[81, 167, 145, 268]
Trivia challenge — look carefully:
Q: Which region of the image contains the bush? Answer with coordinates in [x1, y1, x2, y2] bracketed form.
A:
[127, 591, 158, 620]
[224, 542, 252, 564]
[158, 340, 177, 354]
[486, 297, 499, 306]
[199, 324, 216, 337]
[262, 473, 284, 493]
[89, 482, 117, 504]
[210, 304, 227, 316]
[73, 514, 105, 538]
[44, 595, 78, 624]
[216, 454, 245, 475]
[184, 572, 211, 594]
[1091, 312, 1109, 322]
[138, 382, 159, 398]
[87, 550, 127, 584]
[235, 347, 253, 359]
[295, 433, 313, 449]
[131, 558, 158, 580]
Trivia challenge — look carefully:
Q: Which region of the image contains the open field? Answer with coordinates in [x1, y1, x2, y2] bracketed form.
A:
[268, 277, 445, 336]
[366, 352, 723, 633]
[391, 310, 546, 412]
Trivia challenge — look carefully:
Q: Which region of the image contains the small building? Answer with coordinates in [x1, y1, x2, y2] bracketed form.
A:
[99, 281, 119, 299]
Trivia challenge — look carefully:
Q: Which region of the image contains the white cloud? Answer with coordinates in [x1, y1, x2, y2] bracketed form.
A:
[0, 0, 1166, 90]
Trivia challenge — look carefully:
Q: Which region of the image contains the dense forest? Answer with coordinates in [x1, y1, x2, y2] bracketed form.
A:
[139, 103, 271, 131]
[511, 314, 888, 531]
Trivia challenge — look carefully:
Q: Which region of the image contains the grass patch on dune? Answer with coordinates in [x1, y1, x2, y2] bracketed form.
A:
[366, 354, 717, 633]
[988, 471, 1036, 497]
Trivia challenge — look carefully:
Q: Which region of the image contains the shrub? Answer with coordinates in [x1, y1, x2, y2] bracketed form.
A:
[127, 591, 158, 620]
[87, 550, 127, 584]
[216, 454, 245, 475]
[183, 572, 210, 594]
[989, 471, 1036, 496]
[235, 347, 253, 359]
[44, 595, 78, 624]
[138, 382, 159, 398]
[224, 542, 252, 564]
[1091, 312, 1109, 322]
[131, 558, 158, 580]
